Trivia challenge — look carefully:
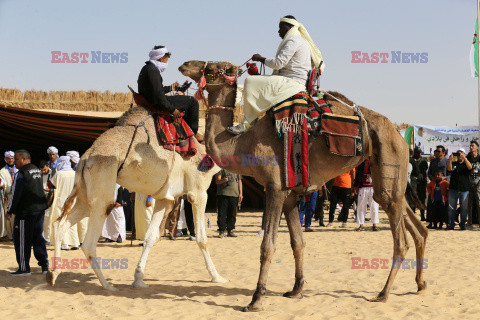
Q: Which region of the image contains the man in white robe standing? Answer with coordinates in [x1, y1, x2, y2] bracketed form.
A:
[102, 184, 127, 243]
[49, 156, 80, 250]
[0, 151, 18, 240]
[134, 194, 155, 241]
[39, 161, 53, 244]
[227, 15, 324, 135]
[66, 150, 88, 244]
[47, 146, 59, 174]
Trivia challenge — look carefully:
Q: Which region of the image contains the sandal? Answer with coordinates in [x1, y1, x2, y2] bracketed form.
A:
[226, 125, 244, 136]
[342, 222, 347, 228]
[355, 226, 364, 232]
[372, 226, 379, 232]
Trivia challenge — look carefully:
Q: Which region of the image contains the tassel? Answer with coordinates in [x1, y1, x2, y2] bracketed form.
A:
[224, 75, 236, 85]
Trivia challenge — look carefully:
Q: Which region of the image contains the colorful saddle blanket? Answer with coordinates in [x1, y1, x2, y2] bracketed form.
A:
[129, 87, 197, 157]
[270, 92, 362, 189]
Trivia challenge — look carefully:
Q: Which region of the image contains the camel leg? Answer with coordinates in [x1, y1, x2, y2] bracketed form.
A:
[47, 206, 84, 287]
[403, 200, 428, 294]
[242, 186, 286, 312]
[282, 192, 305, 299]
[132, 199, 171, 288]
[79, 208, 117, 291]
[370, 200, 410, 302]
[191, 191, 227, 283]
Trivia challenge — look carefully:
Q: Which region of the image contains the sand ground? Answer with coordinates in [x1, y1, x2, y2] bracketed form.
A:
[1, 210, 479, 320]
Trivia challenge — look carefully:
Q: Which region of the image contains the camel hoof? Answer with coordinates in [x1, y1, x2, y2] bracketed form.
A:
[46, 270, 57, 287]
[283, 291, 303, 299]
[417, 282, 427, 295]
[105, 284, 118, 292]
[132, 280, 149, 288]
[212, 276, 228, 284]
[369, 294, 388, 303]
[241, 304, 264, 312]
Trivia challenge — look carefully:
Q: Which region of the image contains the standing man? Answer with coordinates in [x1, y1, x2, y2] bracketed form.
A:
[298, 189, 318, 232]
[446, 148, 472, 230]
[354, 159, 380, 231]
[0, 151, 17, 240]
[137, 45, 202, 141]
[467, 140, 480, 226]
[227, 15, 324, 135]
[426, 145, 448, 228]
[215, 169, 242, 237]
[7, 150, 48, 276]
[327, 169, 355, 227]
[410, 147, 428, 221]
[47, 146, 59, 175]
[67, 150, 80, 170]
[39, 160, 53, 245]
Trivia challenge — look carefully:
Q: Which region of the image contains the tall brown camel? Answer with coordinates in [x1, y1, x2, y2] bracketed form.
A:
[179, 60, 428, 311]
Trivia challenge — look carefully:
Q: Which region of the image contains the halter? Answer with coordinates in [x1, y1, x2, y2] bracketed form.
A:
[194, 61, 238, 101]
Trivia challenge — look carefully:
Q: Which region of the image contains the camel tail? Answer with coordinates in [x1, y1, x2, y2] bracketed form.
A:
[405, 182, 425, 211]
[57, 158, 86, 222]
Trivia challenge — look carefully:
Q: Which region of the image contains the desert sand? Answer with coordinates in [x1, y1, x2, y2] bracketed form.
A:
[1, 210, 479, 320]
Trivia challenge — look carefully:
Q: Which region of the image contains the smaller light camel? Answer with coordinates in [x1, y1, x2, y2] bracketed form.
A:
[47, 106, 226, 291]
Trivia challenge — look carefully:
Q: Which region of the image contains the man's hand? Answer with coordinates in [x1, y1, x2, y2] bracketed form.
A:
[115, 202, 122, 208]
[146, 201, 152, 208]
[172, 109, 181, 119]
[252, 54, 266, 63]
[239, 194, 243, 203]
[172, 82, 179, 91]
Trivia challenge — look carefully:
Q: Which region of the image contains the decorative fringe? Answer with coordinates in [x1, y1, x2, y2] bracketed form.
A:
[275, 113, 307, 136]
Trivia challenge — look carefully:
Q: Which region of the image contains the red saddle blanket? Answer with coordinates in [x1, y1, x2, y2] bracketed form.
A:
[129, 88, 197, 157]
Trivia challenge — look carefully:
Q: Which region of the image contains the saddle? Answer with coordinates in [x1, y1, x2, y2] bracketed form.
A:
[127, 86, 197, 157]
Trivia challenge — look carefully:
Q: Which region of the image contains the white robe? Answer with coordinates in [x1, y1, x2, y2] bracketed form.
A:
[50, 170, 80, 247]
[134, 193, 155, 240]
[42, 170, 53, 242]
[102, 184, 126, 241]
[0, 167, 15, 239]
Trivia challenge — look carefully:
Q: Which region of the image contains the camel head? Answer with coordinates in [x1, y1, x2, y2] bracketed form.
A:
[178, 60, 239, 93]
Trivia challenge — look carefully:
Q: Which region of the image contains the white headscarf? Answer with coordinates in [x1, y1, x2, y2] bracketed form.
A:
[149, 47, 169, 73]
[276, 18, 325, 72]
[47, 146, 59, 155]
[4, 151, 14, 158]
[66, 151, 80, 164]
[56, 156, 72, 171]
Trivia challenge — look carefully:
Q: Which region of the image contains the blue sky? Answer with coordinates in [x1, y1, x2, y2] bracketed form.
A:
[0, 0, 477, 126]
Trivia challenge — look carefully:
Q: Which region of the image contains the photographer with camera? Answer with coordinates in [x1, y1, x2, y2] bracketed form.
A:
[215, 169, 242, 238]
[446, 148, 472, 230]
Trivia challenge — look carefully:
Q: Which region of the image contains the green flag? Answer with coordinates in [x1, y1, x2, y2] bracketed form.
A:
[403, 126, 413, 145]
[471, 20, 479, 77]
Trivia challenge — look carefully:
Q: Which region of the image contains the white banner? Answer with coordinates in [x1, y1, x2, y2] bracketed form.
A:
[413, 126, 479, 155]
[417, 125, 478, 135]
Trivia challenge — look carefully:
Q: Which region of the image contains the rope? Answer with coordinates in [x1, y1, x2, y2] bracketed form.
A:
[117, 114, 153, 175]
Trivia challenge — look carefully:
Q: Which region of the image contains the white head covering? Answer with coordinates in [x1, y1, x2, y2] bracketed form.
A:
[4, 151, 14, 158]
[458, 148, 466, 154]
[56, 156, 72, 171]
[47, 146, 59, 155]
[149, 47, 169, 73]
[66, 151, 80, 164]
[277, 17, 325, 72]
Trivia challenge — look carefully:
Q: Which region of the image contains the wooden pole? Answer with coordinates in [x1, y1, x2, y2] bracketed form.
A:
[477, 0, 480, 141]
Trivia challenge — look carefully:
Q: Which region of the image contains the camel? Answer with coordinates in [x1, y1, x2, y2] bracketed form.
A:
[179, 60, 429, 311]
[46, 106, 226, 291]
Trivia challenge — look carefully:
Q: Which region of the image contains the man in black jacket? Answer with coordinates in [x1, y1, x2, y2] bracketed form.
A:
[7, 149, 48, 276]
[138, 45, 201, 140]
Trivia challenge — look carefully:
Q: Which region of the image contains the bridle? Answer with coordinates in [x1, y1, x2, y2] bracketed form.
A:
[194, 61, 238, 108]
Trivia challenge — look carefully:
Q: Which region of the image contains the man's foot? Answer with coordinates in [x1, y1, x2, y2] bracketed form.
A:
[226, 124, 245, 136]
[70, 246, 79, 250]
[42, 266, 49, 275]
[189, 236, 196, 241]
[117, 236, 123, 243]
[304, 227, 314, 232]
[326, 223, 333, 228]
[218, 231, 225, 238]
[372, 226, 379, 231]
[10, 270, 31, 276]
[426, 224, 434, 229]
[319, 222, 325, 227]
[169, 234, 176, 240]
[227, 231, 237, 237]
[195, 132, 204, 143]
[460, 226, 466, 231]
[447, 226, 455, 230]
[341, 222, 347, 228]
[355, 226, 364, 232]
